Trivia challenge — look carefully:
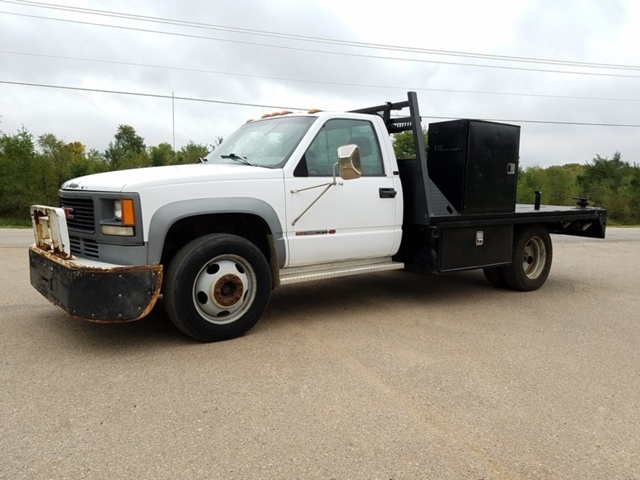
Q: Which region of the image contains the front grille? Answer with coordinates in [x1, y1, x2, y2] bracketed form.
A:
[69, 236, 81, 256]
[83, 239, 100, 258]
[69, 236, 100, 258]
[60, 197, 95, 232]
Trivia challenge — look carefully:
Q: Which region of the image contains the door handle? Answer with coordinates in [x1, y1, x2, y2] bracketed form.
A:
[379, 187, 397, 198]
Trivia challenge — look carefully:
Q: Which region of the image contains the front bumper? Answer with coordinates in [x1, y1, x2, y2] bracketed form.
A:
[29, 204, 162, 323]
[29, 246, 163, 323]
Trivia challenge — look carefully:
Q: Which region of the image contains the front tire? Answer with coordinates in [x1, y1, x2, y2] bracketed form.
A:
[164, 234, 272, 342]
[502, 225, 553, 292]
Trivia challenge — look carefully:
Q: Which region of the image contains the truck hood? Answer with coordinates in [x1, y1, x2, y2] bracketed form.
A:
[61, 164, 283, 192]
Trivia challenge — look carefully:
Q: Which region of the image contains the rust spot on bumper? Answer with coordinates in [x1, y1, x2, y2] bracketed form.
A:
[29, 246, 163, 323]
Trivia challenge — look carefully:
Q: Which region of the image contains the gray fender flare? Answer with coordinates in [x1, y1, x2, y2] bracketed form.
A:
[146, 198, 286, 268]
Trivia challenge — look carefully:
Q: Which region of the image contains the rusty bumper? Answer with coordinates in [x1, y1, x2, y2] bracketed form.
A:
[29, 246, 163, 323]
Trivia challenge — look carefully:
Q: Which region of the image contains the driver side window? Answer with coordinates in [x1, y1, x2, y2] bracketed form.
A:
[294, 119, 384, 177]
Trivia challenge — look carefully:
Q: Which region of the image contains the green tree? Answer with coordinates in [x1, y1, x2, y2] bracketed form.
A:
[542, 164, 584, 205]
[517, 164, 585, 206]
[516, 166, 546, 204]
[36, 133, 72, 205]
[65, 144, 108, 179]
[629, 166, 640, 221]
[0, 124, 233, 223]
[578, 152, 630, 195]
[149, 142, 176, 166]
[578, 152, 638, 223]
[176, 140, 213, 164]
[0, 129, 37, 217]
[392, 129, 428, 159]
[105, 125, 148, 170]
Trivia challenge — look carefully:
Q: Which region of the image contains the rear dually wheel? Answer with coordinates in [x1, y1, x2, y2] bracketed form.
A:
[502, 225, 553, 292]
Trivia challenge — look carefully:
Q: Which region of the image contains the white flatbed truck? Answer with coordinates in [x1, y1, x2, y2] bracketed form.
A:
[29, 92, 607, 341]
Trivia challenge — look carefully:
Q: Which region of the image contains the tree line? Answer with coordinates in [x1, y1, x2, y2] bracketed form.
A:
[1, 125, 638, 224]
[516, 152, 640, 224]
[0, 125, 216, 222]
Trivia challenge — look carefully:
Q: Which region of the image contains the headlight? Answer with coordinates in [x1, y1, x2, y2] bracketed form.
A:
[114, 200, 122, 221]
[102, 198, 136, 236]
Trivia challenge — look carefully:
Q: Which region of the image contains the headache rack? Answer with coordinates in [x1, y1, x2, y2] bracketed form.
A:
[352, 92, 456, 222]
[350, 92, 422, 134]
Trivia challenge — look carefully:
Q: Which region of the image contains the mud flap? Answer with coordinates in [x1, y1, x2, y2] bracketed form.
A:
[29, 247, 163, 322]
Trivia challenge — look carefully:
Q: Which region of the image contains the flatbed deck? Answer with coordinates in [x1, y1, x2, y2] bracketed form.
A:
[432, 204, 607, 239]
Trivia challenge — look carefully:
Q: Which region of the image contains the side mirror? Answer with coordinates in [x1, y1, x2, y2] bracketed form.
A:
[336, 144, 362, 180]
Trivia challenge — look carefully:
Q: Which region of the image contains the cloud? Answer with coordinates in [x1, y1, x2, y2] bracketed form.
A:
[0, 0, 638, 166]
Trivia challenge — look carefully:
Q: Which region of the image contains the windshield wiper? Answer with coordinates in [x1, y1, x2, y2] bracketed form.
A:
[220, 153, 257, 167]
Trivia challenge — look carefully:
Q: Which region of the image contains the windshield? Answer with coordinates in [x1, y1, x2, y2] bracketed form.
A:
[205, 116, 316, 168]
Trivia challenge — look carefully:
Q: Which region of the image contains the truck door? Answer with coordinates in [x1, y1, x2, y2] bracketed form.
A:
[284, 118, 402, 267]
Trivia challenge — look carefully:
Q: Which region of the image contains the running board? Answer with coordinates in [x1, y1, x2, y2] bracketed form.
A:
[279, 257, 404, 286]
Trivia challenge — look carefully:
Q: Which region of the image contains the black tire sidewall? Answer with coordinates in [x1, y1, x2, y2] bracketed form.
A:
[503, 225, 553, 292]
[164, 234, 272, 341]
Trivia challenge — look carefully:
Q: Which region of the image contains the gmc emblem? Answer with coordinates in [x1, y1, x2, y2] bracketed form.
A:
[63, 207, 74, 220]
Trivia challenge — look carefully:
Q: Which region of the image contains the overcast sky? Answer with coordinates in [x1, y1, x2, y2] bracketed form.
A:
[1, 0, 639, 168]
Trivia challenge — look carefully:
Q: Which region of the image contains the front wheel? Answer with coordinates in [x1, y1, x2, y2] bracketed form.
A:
[502, 225, 553, 292]
[164, 234, 272, 342]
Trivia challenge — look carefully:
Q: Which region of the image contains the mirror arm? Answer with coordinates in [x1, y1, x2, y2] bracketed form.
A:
[290, 180, 334, 194]
[289, 163, 339, 194]
[290, 163, 340, 226]
[290, 182, 335, 226]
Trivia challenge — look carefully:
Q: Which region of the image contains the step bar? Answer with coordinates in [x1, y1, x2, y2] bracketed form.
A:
[279, 257, 404, 286]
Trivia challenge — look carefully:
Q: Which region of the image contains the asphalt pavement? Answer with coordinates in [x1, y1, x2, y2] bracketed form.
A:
[1, 228, 639, 479]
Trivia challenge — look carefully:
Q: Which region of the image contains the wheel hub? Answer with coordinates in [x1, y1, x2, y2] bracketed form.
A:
[212, 274, 244, 307]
